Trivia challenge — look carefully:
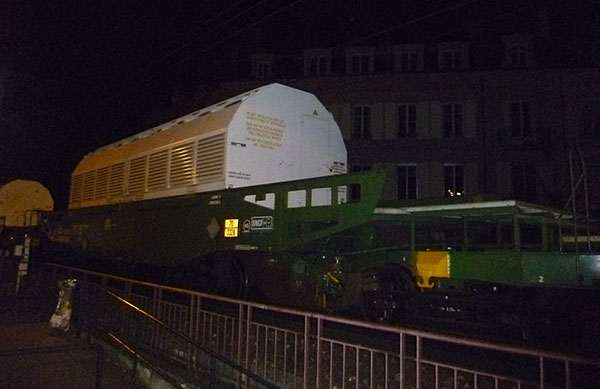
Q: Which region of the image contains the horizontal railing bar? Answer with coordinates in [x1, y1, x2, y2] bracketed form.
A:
[46, 262, 600, 368]
[418, 360, 535, 387]
[94, 283, 278, 389]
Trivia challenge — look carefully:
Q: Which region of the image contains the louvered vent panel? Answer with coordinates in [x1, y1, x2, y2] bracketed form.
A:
[94, 167, 109, 199]
[70, 175, 83, 204]
[128, 156, 147, 194]
[169, 143, 194, 187]
[82, 171, 96, 201]
[109, 163, 125, 197]
[196, 134, 225, 184]
[147, 150, 169, 190]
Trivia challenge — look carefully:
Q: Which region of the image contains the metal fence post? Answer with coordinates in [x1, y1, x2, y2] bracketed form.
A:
[187, 294, 196, 370]
[539, 357, 545, 389]
[151, 287, 162, 349]
[245, 305, 252, 371]
[237, 302, 245, 371]
[209, 355, 217, 389]
[133, 310, 142, 377]
[95, 344, 104, 389]
[316, 317, 323, 389]
[303, 316, 311, 389]
[78, 274, 90, 342]
[416, 335, 422, 389]
[565, 360, 570, 389]
[399, 332, 405, 389]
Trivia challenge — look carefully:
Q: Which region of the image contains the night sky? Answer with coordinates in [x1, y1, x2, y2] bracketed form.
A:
[0, 0, 597, 207]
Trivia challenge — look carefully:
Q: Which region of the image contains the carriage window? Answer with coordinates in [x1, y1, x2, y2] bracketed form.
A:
[348, 184, 362, 203]
[311, 187, 332, 207]
[337, 186, 347, 204]
[468, 220, 499, 250]
[244, 193, 275, 210]
[521, 223, 542, 250]
[287, 190, 307, 208]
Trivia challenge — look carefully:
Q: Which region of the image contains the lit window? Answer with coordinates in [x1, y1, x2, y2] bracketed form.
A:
[397, 164, 417, 200]
[398, 105, 417, 138]
[352, 106, 371, 139]
[444, 164, 465, 197]
[510, 102, 531, 137]
[443, 103, 464, 138]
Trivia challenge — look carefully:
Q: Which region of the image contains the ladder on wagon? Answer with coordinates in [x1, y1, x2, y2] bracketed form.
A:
[559, 146, 593, 282]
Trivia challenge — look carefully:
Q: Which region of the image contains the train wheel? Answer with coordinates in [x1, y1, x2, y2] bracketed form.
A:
[208, 255, 246, 298]
[360, 266, 415, 322]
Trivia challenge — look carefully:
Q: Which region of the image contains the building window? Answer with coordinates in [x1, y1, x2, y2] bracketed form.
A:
[251, 53, 273, 79]
[394, 44, 424, 72]
[351, 55, 370, 75]
[304, 49, 331, 77]
[352, 165, 371, 172]
[442, 50, 463, 70]
[308, 56, 328, 76]
[443, 103, 464, 138]
[399, 52, 418, 72]
[257, 62, 270, 79]
[582, 105, 598, 137]
[444, 164, 465, 197]
[437, 42, 469, 71]
[352, 106, 371, 139]
[346, 46, 374, 75]
[502, 34, 535, 68]
[510, 101, 531, 137]
[512, 165, 537, 202]
[398, 105, 417, 138]
[510, 44, 528, 67]
[397, 164, 417, 200]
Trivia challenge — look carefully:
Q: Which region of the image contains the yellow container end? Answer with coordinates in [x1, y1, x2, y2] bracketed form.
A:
[414, 251, 450, 288]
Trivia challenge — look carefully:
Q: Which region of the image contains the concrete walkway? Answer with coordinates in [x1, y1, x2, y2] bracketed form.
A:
[0, 299, 147, 388]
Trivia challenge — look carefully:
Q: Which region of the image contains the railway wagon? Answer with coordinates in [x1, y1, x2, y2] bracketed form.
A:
[37, 85, 600, 331]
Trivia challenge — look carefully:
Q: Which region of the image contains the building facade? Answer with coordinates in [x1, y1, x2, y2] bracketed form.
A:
[147, 2, 599, 211]
[192, 33, 598, 211]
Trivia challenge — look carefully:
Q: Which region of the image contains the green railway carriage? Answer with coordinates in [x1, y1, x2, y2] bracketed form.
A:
[372, 201, 600, 289]
[30, 83, 600, 327]
[42, 167, 600, 319]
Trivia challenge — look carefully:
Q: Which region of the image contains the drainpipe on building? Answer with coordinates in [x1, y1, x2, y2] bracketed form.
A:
[480, 76, 488, 193]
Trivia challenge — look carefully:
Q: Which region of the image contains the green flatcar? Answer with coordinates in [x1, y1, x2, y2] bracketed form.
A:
[32, 84, 600, 331]
[41, 169, 600, 319]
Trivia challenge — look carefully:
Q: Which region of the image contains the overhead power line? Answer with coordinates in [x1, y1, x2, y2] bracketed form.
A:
[118, 0, 268, 88]
[101, 0, 306, 105]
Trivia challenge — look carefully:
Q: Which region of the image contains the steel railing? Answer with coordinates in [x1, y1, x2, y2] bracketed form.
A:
[75, 274, 279, 389]
[42, 262, 600, 389]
